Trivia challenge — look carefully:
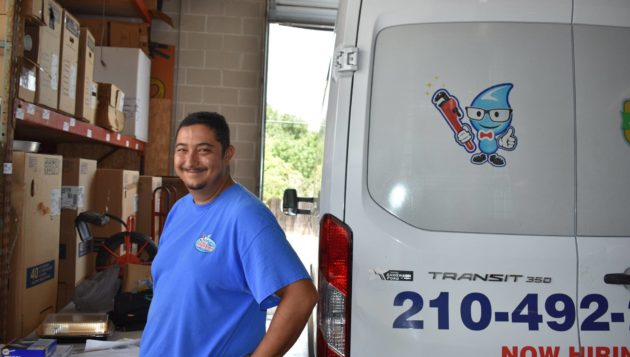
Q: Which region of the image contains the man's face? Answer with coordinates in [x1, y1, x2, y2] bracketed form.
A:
[174, 124, 234, 200]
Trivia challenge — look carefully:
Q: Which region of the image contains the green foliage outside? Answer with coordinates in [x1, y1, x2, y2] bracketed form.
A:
[262, 106, 324, 203]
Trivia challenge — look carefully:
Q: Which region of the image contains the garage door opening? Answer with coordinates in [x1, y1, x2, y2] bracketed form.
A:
[261, 23, 334, 356]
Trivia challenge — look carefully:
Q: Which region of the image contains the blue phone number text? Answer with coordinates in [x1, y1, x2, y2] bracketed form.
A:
[393, 292, 630, 331]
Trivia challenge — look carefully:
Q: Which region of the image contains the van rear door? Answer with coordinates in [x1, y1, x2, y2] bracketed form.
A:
[574, 3, 630, 353]
[343, 0, 582, 355]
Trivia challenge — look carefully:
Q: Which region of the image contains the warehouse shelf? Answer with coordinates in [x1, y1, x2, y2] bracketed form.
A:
[14, 99, 145, 151]
[56, 0, 172, 25]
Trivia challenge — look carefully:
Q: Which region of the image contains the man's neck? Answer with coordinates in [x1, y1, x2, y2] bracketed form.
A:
[192, 176, 235, 205]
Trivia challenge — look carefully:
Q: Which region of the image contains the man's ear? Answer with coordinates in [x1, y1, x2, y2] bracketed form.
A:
[223, 145, 235, 162]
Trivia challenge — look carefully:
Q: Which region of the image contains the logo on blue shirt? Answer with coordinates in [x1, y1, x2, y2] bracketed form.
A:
[195, 234, 216, 253]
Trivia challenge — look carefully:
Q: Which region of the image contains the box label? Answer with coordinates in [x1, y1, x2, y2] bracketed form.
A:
[61, 186, 84, 209]
[65, 16, 80, 37]
[50, 188, 61, 216]
[44, 158, 61, 176]
[26, 260, 55, 288]
[28, 156, 38, 170]
[50, 54, 59, 91]
[89, 82, 98, 109]
[69, 64, 77, 99]
[79, 162, 89, 175]
[87, 36, 95, 52]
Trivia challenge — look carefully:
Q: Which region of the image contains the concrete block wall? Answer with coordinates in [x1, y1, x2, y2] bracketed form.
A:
[152, 0, 267, 194]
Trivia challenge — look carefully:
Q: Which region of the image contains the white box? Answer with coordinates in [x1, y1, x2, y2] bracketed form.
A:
[94, 47, 150, 142]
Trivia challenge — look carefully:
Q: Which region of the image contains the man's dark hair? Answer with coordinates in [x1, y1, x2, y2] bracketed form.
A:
[177, 112, 230, 154]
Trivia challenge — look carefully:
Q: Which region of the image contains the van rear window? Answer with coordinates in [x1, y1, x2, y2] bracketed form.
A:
[366, 22, 575, 236]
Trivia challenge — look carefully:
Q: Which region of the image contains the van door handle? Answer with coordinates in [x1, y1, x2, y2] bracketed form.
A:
[604, 273, 630, 285]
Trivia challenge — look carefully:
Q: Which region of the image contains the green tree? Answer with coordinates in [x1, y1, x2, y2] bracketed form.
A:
[262, 106, 323, 203]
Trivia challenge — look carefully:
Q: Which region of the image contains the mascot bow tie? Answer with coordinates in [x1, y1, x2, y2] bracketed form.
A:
[478, 131, 494, 139]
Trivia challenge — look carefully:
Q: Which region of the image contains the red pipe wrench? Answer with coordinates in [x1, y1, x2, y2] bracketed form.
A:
[432, 89, 476, 153]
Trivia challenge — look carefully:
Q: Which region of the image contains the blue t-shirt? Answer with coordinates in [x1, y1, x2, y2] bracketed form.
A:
[139, 183, 310, 357]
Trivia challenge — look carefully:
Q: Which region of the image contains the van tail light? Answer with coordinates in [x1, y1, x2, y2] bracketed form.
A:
[317, 214, 353, 357]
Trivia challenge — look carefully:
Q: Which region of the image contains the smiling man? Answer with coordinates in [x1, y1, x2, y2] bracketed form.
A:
[140, 112, 318, 356]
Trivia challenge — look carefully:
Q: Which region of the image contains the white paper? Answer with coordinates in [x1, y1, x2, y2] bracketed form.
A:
[74, 345, 139, 357]
[83, 338, 140, 352]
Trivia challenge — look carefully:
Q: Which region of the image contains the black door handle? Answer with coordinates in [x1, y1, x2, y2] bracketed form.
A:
[604, 273, 630, 285]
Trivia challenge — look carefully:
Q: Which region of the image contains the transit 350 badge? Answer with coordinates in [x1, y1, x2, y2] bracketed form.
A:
[195, 234, 216, 253]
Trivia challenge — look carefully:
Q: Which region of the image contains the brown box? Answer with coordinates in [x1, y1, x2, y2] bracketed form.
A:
[8, 152, 62, 341]
[76, 28, 96, 123]
[109, 21, 149, 55]
[57, 158, 97, 309]
[58, 10, 80, 115]
[91, 169, 139, 239]
[76, 17, 108, 46]
[144, 99, 172, 176]
[122, 263, 152, 293]
[22, 0, 44, 21]
[35, 0, 62, 110]
[137, 176, 161, 242]
[19, 24, 39, 102]
[96, 82, 125, 132]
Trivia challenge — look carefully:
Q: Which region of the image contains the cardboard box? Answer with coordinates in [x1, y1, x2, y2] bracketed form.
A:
[96, 82, 125, 132]
[0, 14, 6, 41]
[21, 0, 44, 21]
[76, 17, 107, 46]
[137, 176, 161, 242]
[95, 47, 150, 142]
[8, 152, 62, 341]
[91, 169, 139, 239]
[57, 158, 97, 309]
[0, 338, 57, 357]
[58, 10, 80, 116]
[144, 99, 172, 176]
[20, 24, 39, 102]
[76, 28, 96, 123]
[150, 45, 175, 99]
[122, 263, 152, 293]
[109, 21, 149, 55]
[35, 0, 62, 110]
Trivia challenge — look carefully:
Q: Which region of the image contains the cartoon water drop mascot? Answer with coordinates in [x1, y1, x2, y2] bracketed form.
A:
[457, 83, 517, 167]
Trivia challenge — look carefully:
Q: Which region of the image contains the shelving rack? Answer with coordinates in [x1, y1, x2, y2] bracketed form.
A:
[14, 99, 145, 151]
[0, 0, 158, 340]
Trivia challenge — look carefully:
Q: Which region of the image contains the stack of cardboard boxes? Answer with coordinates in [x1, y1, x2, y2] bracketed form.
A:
[16, 0, 150, 142]
[19, 0, 97, 123]
[95, 46, 150, 142]
[7, 155, 147, 340]
[6, 0, 170, 341]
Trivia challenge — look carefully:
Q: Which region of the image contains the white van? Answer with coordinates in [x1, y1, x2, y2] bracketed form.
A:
[284, 0, 630, 356]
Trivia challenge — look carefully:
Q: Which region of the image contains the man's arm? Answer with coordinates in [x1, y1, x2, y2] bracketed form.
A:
[251, 278, 318, 357]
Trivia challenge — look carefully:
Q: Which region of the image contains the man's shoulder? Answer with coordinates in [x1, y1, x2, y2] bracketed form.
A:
[227, 184, 275, 218]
